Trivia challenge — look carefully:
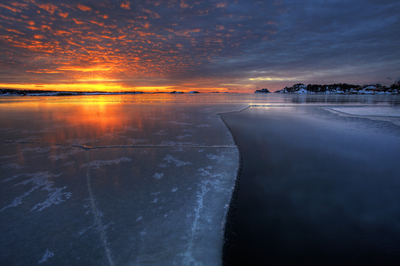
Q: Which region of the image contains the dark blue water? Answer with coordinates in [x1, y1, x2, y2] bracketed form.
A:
[223, 106, 400, 265]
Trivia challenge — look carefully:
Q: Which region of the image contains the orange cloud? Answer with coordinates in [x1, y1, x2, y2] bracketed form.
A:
[216, 2, 228, 8]
[27, 26, 39, 30]
[142, 9, 161, 19]
[0, 3, 20, 13]
[73, 18, 83, 24]
[6, 28, 25, 35]
[59, 12, 69, 18]
[77, 4, 91, 12]
[180, 0, 188, 8]
[120, 2, 130, 10]
[90, 20, 105, 27]
[38, 3, 59, 14]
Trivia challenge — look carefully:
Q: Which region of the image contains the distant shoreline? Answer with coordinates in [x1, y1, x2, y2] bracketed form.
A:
[0, 89, 207, 96]
[256, 82, 400, 95]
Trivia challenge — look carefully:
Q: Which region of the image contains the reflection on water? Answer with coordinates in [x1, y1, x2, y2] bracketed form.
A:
[223, 106, 400, 264]
[0, 96, 238, 147]
[0, 94, 399, 146]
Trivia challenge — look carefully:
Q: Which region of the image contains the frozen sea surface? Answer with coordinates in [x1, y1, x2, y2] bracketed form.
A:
[0, 94, 246, 265]
[1, 93, 400, 265]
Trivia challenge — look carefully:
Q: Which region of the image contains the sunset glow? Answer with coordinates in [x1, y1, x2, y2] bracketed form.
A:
[1, 1, 399, 92]
[0, 83, 176, 92]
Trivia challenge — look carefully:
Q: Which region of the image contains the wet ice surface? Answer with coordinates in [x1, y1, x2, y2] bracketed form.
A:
[0, 95, 244, 265]
[1, 94, 400, 265]
[223, 105, 400, 265]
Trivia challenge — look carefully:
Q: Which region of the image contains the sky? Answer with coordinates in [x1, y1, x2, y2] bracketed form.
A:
[0, 0, 399, 93]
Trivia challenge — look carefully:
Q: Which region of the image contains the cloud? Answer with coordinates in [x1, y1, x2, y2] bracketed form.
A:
[0, 0, 399, 91]
[120, 1, 130, 10]
[77, 4, 91, 12]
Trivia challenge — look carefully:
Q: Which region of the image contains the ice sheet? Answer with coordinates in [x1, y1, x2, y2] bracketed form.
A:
[0, 143, 238, 265]
[0, 97, 243, 265]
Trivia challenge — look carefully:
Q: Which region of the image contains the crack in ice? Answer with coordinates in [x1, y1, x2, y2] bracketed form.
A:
[85, 152, 114, 266]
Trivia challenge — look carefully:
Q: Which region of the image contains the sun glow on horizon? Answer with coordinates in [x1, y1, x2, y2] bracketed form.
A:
[0, 83, 237, 93]
[0, 83, 177, 92]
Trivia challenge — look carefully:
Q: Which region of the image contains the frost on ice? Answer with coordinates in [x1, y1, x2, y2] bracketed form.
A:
[81, 157, 132, 169]
[153, 173, 164, 179]
[163, 155, 193, 167]
[38, 249, 55, 264]
[1, 172, 71, 212]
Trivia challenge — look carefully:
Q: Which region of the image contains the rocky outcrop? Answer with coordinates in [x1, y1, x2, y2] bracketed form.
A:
[254, 88, 271, 93]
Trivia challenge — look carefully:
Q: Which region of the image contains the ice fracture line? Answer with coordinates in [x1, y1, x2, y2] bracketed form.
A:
[85, 151, 114, 266]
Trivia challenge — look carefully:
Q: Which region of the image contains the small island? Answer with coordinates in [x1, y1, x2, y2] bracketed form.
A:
[254, 88, 271, 93]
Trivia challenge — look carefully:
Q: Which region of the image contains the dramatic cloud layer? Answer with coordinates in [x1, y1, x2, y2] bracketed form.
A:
[1, 0, 399, 92]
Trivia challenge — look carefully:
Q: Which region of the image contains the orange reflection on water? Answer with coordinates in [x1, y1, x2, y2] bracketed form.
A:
[0, 96, 159, 145]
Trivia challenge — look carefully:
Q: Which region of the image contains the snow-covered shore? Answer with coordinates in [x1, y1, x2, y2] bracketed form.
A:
[271, 83, 400, 95]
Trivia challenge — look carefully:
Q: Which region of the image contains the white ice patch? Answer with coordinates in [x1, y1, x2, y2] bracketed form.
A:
[168, 121, 193, 126]
[81, 157, 132, 169]
[38, 249, 55, 264]
[1, 163, 27, 170]
[31, 186, 72, 211]
[151, 191, 161, 196]
[195, 124, 212, 127]
[48, 148, 82, 160]
[153, 129, 168, 135]
[21, 147, 51, 153]
[171, 188, 178, 192]
[197, 168, 225, 190]
[78, 225, 94, 236]
[160, 141, 176, 146]
[172, 146, 185, 152]
[153, 173, 164, 179]
[163, 155, 193, 167]
[198, 149, 204, 152]
[0, 154, 18, 159]
[160, 141, 193, 146]
[2, 173, 25, 183]
[150, 198, 159, 203]
[182, 178, 212, 264]
[136, 216, 143, 222]
[176, 134, 191, 140]
[206, 153, 226, 163]
[0, 172, 72, 212]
